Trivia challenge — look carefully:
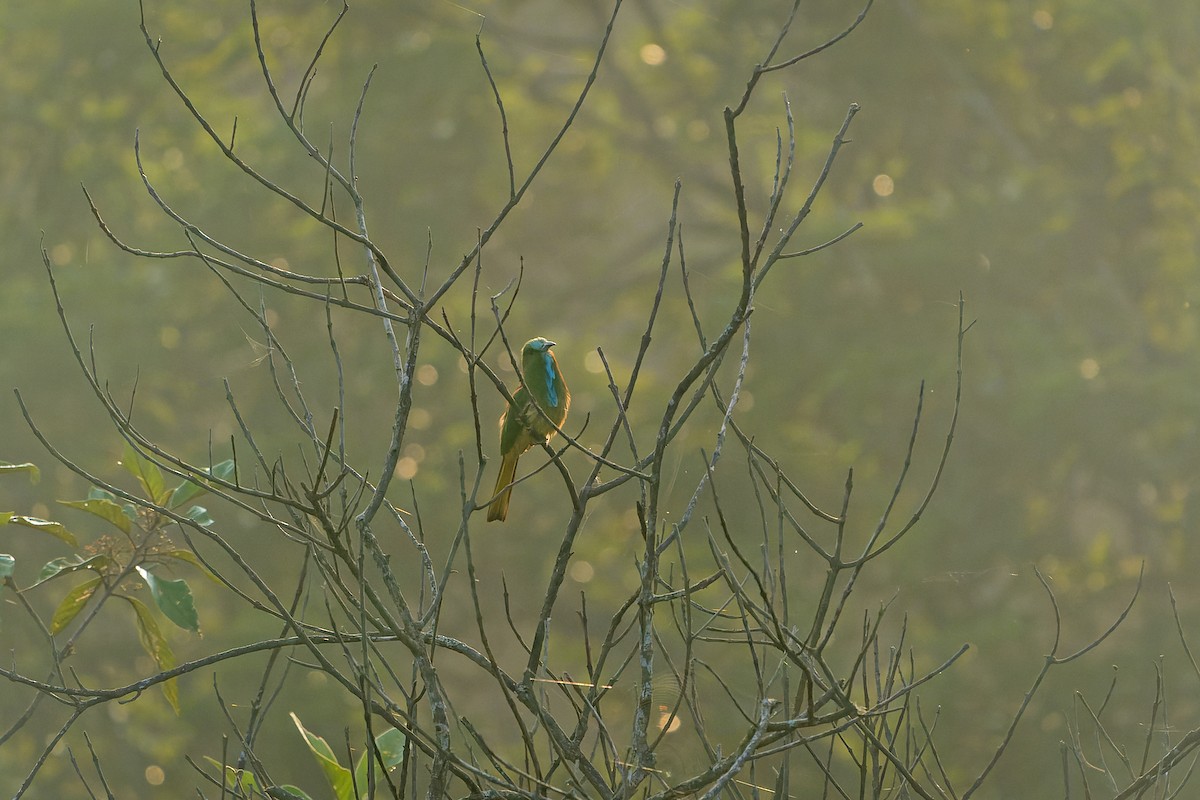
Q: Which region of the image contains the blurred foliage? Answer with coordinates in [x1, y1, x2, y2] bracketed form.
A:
[1, 0, 1199, 796]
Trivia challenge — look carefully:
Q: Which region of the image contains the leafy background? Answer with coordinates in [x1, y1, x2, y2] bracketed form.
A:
[2, 0, 1198, 796]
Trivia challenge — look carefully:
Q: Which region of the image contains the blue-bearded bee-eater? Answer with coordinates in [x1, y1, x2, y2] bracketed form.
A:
[487, 337, 570, 522]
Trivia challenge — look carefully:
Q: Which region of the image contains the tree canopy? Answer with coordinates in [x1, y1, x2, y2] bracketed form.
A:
[2, 1, 1199, 797]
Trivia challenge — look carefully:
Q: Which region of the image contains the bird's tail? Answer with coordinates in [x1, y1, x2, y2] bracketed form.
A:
[487, 451, 520, 522]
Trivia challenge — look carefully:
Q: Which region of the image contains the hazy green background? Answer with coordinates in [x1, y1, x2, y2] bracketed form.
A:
[2, 0, 1199, 796]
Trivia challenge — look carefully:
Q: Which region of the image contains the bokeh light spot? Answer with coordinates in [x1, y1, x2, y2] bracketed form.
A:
[395, 457, 418, 480]
[687, 119, 710, 141]
[160, 325, 181, 350]
[50, 242, 74, 265]
[162, 147, 185, 171]
[640, 43, 666, 66]
[569, 560, 594, 583]
[410, 407, 432, 430]
[145, 765, 165, 786]
[584, 350, 605, 374]
[417, 364, 439, 386]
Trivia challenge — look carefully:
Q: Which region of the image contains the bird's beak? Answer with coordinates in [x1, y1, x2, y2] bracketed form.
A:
[546, 341, 557, 348]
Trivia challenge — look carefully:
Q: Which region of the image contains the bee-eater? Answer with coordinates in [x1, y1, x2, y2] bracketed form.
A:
[487, 337, 570, 522]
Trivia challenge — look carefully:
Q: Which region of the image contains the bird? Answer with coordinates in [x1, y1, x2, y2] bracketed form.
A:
[487, 337, 571, 522]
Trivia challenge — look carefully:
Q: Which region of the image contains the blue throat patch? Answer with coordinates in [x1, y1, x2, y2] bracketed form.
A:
[541, 351, 559, 407]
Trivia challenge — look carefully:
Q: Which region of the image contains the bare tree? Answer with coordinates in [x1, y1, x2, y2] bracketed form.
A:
[3, 1, 1187, 799]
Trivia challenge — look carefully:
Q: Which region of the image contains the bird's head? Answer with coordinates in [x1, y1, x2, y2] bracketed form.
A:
[523, 337, 556, 354]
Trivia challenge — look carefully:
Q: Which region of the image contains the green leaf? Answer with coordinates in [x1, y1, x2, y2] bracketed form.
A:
[168, 459, 235, 508]
[290, 713, 354, 800]
[35, 554, 110, 586]
[136, 566, 200, 633]
[0, 463, 40, 483]
[49, 575, 102, 634]
[168, 481, 203, 509]
[126, 596, 180, 713]
[59, 498, 133, 535]
[1, 514, 78, 547]
[184, 505, 214, 527]
[87, 487, 138, 521]
[161, 549, 223, 584]
[373, 728, 406, 768]
[209, 458, 236, 483]
[202, 760, 260, 795]
[87, 486, 117, 502]
[120, 441, 168, 505]
[353, 728, 407, 796]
